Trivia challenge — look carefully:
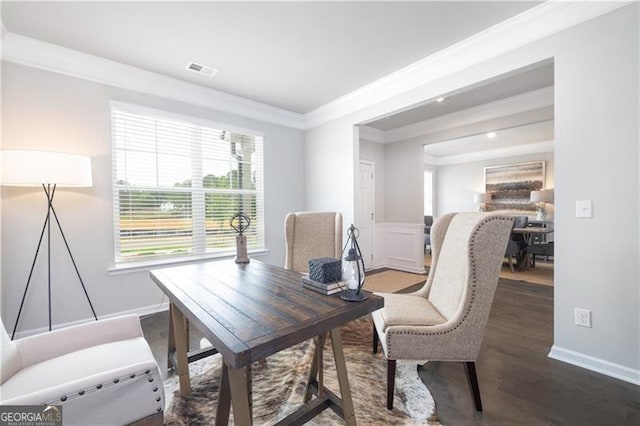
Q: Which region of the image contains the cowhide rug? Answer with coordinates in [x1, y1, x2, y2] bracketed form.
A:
[163, 318, 439, 425]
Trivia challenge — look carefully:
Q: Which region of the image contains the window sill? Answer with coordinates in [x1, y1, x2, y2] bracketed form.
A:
[108, 249, 270, 275]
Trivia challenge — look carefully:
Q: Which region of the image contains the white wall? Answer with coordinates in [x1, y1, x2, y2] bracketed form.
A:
[359, 139, 385, 223]
[304, 5, 639, 381]
[435, 152, 555, 216]
[304, 117, 356, 227]
[1, 62, 305, 334]
[550, 7, 638, 380]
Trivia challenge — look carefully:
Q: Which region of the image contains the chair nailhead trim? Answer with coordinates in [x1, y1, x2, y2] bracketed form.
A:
[156, 397, 161, 402]
[386, 216, 512, 355]
[42, 368, 157, 406]
[157, 408, 162, 413]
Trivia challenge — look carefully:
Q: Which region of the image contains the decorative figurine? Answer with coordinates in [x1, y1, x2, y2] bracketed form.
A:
[230, 212, 251, 264]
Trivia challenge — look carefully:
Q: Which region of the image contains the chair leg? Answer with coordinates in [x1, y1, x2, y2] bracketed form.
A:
[508, 256, 515, 272]
[372, 322, 379, 354]
[387, 359, 396, 410]
[463, 361, 483, 412]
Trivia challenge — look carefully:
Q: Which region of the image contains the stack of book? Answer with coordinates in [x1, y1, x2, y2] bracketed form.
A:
[301, 276, 345, 295]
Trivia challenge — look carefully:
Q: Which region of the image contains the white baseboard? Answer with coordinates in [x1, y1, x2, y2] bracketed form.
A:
[12, 301, 170, 340]
[548, 345, 640, 386]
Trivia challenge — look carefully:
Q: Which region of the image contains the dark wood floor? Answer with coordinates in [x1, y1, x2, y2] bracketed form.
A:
[141, 278, 640, 425]
[419, 279, 640, 425]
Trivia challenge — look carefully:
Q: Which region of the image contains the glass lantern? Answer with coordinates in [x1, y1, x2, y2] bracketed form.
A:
[340, 224, 368, 302]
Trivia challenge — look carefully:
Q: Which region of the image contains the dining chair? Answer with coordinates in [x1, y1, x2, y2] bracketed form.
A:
[372, 212, 513, 411]
[284, 211, 343, 273]
[0, 315, 164, 425]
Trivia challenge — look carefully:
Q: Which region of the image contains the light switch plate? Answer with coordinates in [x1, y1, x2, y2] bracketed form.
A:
[576, 200, 592, 218]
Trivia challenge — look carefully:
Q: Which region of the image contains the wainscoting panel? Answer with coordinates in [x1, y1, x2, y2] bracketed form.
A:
[372, 223, 426, 274]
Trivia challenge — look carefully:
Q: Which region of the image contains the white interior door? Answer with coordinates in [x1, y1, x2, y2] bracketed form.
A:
[357, 161, 375, 269]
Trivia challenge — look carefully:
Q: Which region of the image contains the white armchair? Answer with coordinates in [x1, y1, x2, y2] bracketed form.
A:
[1, 315, 164, 425]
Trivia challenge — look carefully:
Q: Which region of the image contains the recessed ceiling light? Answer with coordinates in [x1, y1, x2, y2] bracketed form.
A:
[486, 132, 497, 138]
[186, 62, 217, 77]
[436, 97, 445, 103]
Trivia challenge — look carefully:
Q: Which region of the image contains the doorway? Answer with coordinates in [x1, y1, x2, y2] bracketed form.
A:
[357, 161, 375, 268]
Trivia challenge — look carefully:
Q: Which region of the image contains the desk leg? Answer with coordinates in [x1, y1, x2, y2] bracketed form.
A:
[304, 334, 326, 403]
[304, 338, 319, 403]
[216, 364, 231, 426]
[330, 328, 356, 426]
[229, 365, 253, 426]
[167, 304, 175, 370]
[170, 303, 192, 396]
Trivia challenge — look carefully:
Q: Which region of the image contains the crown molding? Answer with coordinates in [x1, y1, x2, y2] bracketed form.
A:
[304, 1, 630, 129]
[1, 1, 629, 131]
[383, 86, 554, 143]
[424, 140, 554, 166]
[1, 33, 306, 130]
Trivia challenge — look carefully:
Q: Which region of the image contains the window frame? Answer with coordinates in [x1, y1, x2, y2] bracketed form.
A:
[110, 101, 266, 269]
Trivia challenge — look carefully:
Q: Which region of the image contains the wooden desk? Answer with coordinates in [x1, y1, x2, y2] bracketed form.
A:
[150, 259, 383, 426]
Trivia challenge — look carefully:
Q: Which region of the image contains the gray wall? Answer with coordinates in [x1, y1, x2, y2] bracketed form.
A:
[435, 152, 555, 216]
[304, 5, 639, 375]
[1, 62, 305, 334]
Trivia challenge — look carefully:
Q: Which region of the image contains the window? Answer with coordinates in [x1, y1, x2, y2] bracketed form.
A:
[111, 103, 264, 263]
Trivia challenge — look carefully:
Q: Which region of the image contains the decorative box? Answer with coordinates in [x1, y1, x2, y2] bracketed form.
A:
[308, 257, 342, 283]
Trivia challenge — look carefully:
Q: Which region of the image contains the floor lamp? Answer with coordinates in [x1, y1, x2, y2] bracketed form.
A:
[1, 150, 98, 339]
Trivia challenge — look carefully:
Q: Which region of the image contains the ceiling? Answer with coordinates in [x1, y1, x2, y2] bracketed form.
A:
[1, 1, 540, 114]
[424, 119, 554, 159]
[367, 61, 554, 131]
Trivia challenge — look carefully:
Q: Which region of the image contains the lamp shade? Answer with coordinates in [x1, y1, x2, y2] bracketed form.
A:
[530, 189, 554, 203]
[473, 193, 491, 203]
[1, 150, 92, 187]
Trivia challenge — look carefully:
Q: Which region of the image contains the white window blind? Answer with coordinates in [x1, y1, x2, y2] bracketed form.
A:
[111, 105, 264, 263]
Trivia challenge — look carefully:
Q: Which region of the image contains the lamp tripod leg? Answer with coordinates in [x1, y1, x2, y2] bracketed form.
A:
[47, 187, 52, 331]
[48, 193, 98, 321]
[11, 207, 50, 340]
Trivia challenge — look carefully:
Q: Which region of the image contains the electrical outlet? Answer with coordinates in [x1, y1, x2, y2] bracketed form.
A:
[575, 308, 592, 328]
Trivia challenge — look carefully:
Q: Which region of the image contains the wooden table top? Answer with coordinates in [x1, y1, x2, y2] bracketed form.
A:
[150, 259, 384, 369]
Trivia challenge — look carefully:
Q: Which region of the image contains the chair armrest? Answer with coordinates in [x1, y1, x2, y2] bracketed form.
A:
[14, 315, 144, 368]
[0, 359, 159, 406]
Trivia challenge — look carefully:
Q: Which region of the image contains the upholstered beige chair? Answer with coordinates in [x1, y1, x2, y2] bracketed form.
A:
[284, 211, 343, 273]
[0, 315, 164, 425]
[372, 212, 513, 411]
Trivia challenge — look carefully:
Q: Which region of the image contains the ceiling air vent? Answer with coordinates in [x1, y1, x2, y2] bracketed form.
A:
[186, 62, 217, 77]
